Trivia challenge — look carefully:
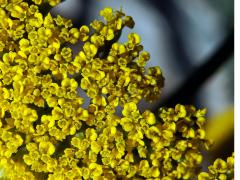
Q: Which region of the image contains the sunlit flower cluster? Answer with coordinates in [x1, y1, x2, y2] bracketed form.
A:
[0, 1, 234, 179]
[198, 153, 234, 180]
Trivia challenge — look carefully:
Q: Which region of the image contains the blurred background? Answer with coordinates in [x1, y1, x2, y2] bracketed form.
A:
[51, 0, 234, 170]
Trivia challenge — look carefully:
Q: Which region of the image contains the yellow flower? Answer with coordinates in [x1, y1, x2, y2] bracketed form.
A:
[136, 51, 150, 67]
[86, 128, 97, 141]
[176, 140, 188, 151]
[198, 154, 234, 180]
[0, 0, 8, 7]
[83, 42, 98, 58]
[69, 27, 80, 44]
[61, 47, 72, 62]
[90, 34, 105, 47]
[122, 102, 138, 117]
[138, 160, 150, 177]
[48, 0, 61, 7]
[90, 19, 103, 31]
[219, 174, 227, 180]
[120, 117, 133, 132]
[23, 154, 34, 165]
[197, 129, 206, 139]
[0, 3, 233, 179]
[175, 104, 187, 118]
[89, 163, 103, 177]
[227, 154, 234, 169]
[92, 95, 107, 106]
[2, 88, 11, 99]
[100, 26, 114, 41]
[10, 3, 27, 20]
[0, 41, 5, 51]
[213, 159, 227, 173]
[150, 166, 160, 178]
[124, 15, 135, 28]
[82, 167, 90, 179]
[32, 0, 43, 5]
[100, 7, 113, 21]
[39, 141, 55, 155]
[128, 33, 141, 45]
[29, 12, 43, 28]
[61, 78, 78, 90]
[71, 137, 81, 148]
[91, 141, 101, 154]
[185, 150, 203, 166]
[58, 119, 69, 129]
[79, 25, 89, 41]
[52, 106, 63, 120]
[23, 108, 38, 122]
[46, 96, 58, 107]
[143, 110, 156, 125]
[36, 125, 47, 135]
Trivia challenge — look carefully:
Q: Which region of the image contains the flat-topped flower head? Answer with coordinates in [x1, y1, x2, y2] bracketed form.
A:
[0, 1, 233, 179]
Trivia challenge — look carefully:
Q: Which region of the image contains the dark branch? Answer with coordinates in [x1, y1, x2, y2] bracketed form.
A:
[154, 29, 234, 112]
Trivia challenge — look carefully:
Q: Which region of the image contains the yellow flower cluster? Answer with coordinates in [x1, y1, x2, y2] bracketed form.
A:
[78, 7, 164, 106]
[0, 1, 234, 179]
[31, 0, 62, 7]
[198, 153, 234, 180]
[0, 157, 34, 179]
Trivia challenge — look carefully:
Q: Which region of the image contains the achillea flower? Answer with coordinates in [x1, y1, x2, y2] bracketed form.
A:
[0, 1, 234, 179]
[198, 153, 234, 180]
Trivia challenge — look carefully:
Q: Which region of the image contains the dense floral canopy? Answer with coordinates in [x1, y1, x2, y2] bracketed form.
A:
[0, 0, 234, 179]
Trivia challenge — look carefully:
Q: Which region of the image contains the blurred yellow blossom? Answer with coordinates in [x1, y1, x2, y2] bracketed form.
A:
[198, 153, 234, 180]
